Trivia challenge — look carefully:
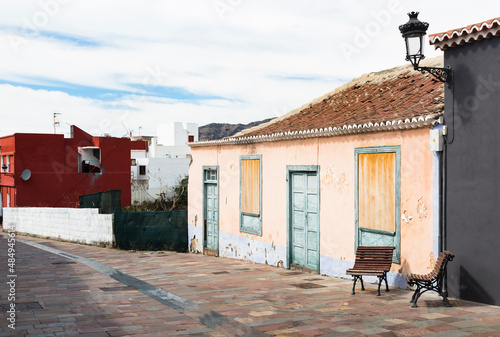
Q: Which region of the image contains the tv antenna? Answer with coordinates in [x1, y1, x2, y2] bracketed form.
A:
[121, 122, 132, 137]
[53, 112, 61, 134]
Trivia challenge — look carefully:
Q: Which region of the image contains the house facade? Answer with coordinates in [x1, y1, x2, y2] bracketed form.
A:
[188, 60, 445, 287]
[0, 125, 131, 214]
[430, 17, 500, 305]
[131, 122, 197, 203]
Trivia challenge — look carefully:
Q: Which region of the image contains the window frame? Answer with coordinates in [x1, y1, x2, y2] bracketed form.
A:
[239, 154, 263, 236]
[355, 145, 401, 263]
[79, 146, 101, 173]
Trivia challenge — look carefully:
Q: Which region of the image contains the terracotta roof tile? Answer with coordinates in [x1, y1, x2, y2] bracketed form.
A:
[429, 17, 500, 50]
[235, 59, 444, 139]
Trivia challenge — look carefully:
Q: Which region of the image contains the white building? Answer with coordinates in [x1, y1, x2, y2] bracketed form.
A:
[131, 122, 197, 203]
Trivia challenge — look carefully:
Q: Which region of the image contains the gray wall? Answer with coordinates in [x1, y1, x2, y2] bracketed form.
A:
[444, 36, 500, 305]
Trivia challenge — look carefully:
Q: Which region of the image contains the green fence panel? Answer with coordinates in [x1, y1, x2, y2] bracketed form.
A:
[114, 210, 187, 252]
[79, 190, 121, 214]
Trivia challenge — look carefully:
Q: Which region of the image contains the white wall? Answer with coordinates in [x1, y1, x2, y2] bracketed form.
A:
[131, 180, 149, 204]
[145, 157, 190, 199]
[131, 157, 149, 180]
[130, 152, 191, 203]
[130, 122, 197, 204]
[157, 122, 198, 147]
[131, 149, 147, 159]
[3, 207, 114, 246]
[150, 144, 191, 158]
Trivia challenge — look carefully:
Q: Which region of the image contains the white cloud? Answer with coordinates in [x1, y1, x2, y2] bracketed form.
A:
[1, 0, 500, 137]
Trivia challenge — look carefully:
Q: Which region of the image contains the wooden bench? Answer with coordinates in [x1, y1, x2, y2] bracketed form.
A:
[406, 250, 455, 308]
[346, 246, 395, 296]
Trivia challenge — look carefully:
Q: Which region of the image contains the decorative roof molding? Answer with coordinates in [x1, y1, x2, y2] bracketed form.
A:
[429, 17, 500, 50]
[189, 113, 442, 147]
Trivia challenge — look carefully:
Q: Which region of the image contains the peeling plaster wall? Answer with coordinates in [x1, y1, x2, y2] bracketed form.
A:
[219, 231, 286, 267]
[188, 223, 203, 253]
[188, 128, 436, 286]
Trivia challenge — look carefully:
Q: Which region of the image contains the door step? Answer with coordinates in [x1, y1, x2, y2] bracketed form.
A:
[290, 263, 318, 274]
[204, 247, 218, 257]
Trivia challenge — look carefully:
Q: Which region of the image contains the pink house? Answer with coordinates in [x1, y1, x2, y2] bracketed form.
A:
[188, 59, 445, 287]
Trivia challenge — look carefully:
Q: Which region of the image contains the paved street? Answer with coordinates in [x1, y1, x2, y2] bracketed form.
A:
[1, 233, 500, 336]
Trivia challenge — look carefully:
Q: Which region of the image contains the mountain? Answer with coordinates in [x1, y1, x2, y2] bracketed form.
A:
[198, 118, 275, 141]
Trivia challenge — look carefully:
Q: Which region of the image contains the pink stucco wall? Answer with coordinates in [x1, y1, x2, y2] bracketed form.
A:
[188, 127, 436, 282]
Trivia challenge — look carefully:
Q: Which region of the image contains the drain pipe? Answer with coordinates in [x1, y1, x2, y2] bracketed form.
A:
[441, 135, 448, 296]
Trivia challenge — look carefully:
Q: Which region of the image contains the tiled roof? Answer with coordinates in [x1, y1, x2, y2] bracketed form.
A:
[429, 17, 500, 50]
[191, 58, 444, 147]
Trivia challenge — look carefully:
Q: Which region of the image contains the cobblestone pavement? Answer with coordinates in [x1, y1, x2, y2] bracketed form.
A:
[1, 233, 500, 336]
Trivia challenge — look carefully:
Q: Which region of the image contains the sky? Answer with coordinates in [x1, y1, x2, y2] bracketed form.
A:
[1, 1, 499, 138]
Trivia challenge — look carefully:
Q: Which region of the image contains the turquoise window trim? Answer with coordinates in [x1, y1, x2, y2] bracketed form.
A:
[241, 212, 260, 218]
[354, 145, 401, 263]
[285, 165, 320, 271]
[239, 155, 262, 236]
[359, 227, 396, 237]
[202, 166, 219, 251]
[203, 165, 219, 183]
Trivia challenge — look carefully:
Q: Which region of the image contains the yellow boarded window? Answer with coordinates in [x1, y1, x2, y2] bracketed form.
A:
[241, 159, 260, 215]
[358, 152, 396, 233]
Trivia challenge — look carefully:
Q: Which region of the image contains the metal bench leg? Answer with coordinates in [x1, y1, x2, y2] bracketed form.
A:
[384, 273, 390, 292]
[440, 293, 452, 307]
[412, 290, 423, 308]
[351, 276, 365, 295]
[410, 288, 418, 304]
[377, 276, 382, 296]
[351, 276, 358, 295]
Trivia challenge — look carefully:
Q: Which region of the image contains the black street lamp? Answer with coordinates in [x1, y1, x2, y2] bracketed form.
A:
[399, 12, 452, 86]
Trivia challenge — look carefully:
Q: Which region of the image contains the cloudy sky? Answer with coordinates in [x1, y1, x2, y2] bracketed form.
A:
[1, 1, 499, 137]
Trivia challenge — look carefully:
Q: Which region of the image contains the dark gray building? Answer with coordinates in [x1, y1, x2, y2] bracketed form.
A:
[430, 17, 500, 305]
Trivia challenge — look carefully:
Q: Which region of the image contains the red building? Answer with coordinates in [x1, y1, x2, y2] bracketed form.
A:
[0, 126, 131, 213]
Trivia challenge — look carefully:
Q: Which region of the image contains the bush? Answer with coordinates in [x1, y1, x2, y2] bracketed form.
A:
[124, 176, 188, 212]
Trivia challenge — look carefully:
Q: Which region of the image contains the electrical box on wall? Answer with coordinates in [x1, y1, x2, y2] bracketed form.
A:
[430, 129, 443, 152]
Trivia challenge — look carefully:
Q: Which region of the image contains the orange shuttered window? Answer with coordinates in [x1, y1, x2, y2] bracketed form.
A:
[358, 152, 396, 233]
[241, 159, 260, 215]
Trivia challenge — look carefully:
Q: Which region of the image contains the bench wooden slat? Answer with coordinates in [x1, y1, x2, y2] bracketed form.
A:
[406, 251, 455, 308]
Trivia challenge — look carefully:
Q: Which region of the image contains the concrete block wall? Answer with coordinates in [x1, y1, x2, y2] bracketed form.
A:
[3, 207, 114, 246]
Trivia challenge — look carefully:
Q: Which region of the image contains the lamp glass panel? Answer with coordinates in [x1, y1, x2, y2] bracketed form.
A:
[406, 35, 422, 56]
[420, 34, 425, 56]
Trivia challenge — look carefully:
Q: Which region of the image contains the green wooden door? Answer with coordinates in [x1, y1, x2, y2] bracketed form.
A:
[290, 172, 320, 271]
[205, 183, 218, 250]
[204, 168, 219, 252]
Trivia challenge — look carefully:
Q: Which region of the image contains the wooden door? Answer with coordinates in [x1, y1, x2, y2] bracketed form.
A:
[204, 169, 219, 253]
[290, 172, 320, 271]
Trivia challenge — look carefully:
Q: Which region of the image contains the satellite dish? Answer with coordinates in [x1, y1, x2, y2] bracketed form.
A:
[21, 169, 31, 181]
